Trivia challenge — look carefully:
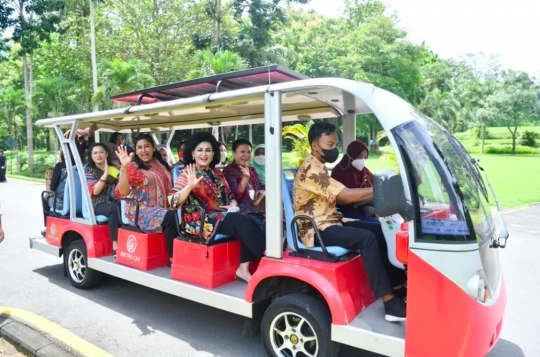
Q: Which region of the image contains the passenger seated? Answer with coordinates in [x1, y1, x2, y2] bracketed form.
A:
[172, 141, 186, 168]
[107, 132, 125, 168]
[115, 134, 178, 262]
[217, 141, 228, 166]
[169, 132, 266, 283]
[85, 143, 121, 251]
[293, 123, 407, 322]
[41, 150, 68, 232]
[156, 145, 172, 168]
[222, 139, 266, 217]
[252, 144, 265, 184]
[331, 140, 375, 218]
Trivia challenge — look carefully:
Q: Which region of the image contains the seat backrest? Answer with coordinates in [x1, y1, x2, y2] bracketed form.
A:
[55, 177, 70, 216]
[281, 168, 306, 251]
[173, 165, 182, 182]
[71, 165, 83, 216]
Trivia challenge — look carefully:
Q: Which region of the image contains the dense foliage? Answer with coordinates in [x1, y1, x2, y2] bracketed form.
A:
[1, 0, 539, 174]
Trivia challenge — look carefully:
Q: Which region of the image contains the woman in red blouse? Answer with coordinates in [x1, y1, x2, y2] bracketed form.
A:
[116, 134, 198, 261]
[170, 132, 266, 283]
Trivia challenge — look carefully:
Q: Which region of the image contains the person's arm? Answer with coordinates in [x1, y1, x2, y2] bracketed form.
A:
[236, 166, 251, 196]
[336, 187, 373, 204]
[88, 163, 110, 196]
[223, 166, 245, 200]
[170, 164, 203, 207]
[115, 146, 136, 197]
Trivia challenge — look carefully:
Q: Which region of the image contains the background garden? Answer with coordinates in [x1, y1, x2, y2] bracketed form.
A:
[1, 0, 539, 207]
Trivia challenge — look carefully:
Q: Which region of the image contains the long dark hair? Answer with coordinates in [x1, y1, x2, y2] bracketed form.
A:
[109, 132, 122, 144]
[133, 134, 171, 171]
[87, 143, 113, 170]
[183, 132, 221, 168]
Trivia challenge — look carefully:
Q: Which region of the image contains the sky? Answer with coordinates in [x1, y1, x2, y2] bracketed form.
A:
[293, 0, 540, 78]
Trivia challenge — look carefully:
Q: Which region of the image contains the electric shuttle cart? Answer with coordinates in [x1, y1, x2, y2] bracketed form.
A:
[30, 66, 508, 357]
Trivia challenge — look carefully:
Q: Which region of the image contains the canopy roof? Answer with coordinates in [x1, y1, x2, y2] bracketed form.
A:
[111, 65, 308, 105]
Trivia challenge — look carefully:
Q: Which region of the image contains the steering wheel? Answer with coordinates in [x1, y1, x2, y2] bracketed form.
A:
[353, 199, 373, 208]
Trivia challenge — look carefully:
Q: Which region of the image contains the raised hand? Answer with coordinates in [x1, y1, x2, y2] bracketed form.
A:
[116, 145, 134, 168]
[239, 166, 250, 178]
[185, 164, 203, 189]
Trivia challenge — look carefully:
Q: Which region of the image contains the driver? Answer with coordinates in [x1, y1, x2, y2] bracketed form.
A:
[293, 123, 407, 322]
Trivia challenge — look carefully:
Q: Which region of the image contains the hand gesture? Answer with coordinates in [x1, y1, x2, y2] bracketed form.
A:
[254, 191, 266, 206]
[240, 166, 250, 178]
[185, 164, 203, 189]
[116, 145, 134, 168]
[101, 160, 109, 180]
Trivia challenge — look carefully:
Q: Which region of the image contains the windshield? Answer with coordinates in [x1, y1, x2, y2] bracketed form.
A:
[394, 113, 494, 245]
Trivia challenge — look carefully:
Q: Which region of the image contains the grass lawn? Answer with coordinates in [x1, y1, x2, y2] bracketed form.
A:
[468, 154, 540, 208]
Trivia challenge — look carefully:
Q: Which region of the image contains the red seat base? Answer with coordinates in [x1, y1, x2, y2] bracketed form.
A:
[171, 239, 241, 289]
[116, 228, 169, 271]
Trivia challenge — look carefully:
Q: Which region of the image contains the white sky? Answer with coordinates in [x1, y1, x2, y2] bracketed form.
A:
[293, 0, 540, 78]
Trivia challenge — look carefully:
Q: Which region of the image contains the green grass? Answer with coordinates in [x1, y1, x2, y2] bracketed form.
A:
[468, 154, 540, 207]
[6, 173, 46, 183]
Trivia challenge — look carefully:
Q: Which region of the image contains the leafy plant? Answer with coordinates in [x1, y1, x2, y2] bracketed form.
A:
[520, 130, 539, 147]
[375, 130, 399, 172]
[282, 121, 313, 167]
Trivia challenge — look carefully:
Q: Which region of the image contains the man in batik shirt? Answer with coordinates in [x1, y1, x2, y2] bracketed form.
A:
[293, 123, 407, 322]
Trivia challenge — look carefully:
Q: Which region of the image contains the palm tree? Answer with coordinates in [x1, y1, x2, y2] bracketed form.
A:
[92, 59, 155, 109]
[282, 121, 314, 167]
[187, 50, 247, 79]
[419, 90, 461, 132]
[0, 87, 26, 173]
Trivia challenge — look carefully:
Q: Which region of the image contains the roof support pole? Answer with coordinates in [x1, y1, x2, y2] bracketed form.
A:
[342, 113, 356, 152]
[264, 91, 283, 259]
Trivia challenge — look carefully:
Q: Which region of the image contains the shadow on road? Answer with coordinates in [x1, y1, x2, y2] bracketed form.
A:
[34, 264, 376, 357]
[488, 339, 526, 357]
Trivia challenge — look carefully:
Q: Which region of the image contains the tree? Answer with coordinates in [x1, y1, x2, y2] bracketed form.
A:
[92, 58, 154, 107]
[418, 90, 461, 132]
[187, 49, 247, 79]
[0, 86, 25, 173]
[489, 84, 538, 155]
[2, 0, 67, 170]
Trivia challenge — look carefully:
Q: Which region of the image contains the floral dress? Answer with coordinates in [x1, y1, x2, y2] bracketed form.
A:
[85, 166, 119, 208]
[170, 167, 236, 239]
[115, 161, 173, 233]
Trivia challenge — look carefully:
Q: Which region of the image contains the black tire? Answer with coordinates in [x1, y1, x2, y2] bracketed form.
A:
[261, 294, 340, 357]
[65, 240, 103, 289]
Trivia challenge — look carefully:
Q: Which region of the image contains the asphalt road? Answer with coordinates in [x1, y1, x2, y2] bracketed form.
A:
[0, 178, 537, 357]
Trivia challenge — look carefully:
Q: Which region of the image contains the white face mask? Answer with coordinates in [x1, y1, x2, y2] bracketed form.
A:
[220, 152, 227, 164]
[352, 158, 366, 171]
[254, 155, 265, 166]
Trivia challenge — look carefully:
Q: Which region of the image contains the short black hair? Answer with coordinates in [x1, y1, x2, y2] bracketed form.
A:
[109, 132, 122, 144]
[178, 141, 186, 151]
[184, 132, 221, 168]
[308, 123, 336, 145]
[232, 139, 252, 152]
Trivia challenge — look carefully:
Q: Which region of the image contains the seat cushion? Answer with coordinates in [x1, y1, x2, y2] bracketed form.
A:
[307, 246, 351, 257]
[96, 215, 109, 223]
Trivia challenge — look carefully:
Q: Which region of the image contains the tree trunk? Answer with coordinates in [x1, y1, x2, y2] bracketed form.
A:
[511, 126, 517, 155]
[46, 129, 51, 151]
[22, 53, 34, 171]
[90, 0, 99, 112]
[481, 124, 486, 154]
[213, 0, 222, 47]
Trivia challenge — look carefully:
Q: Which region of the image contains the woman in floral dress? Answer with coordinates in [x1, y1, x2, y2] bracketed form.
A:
[169, 132, 266, 283]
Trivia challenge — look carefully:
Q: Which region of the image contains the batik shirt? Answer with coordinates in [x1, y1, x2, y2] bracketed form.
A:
[293, 154, 346, 247]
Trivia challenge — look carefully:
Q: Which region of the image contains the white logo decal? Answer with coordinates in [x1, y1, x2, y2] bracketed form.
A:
[50, 224, 57, 237]
[127, 235, 138, 253]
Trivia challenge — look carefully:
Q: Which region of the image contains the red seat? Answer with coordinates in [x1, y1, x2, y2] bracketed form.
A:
[116, 228, 169, 271]
[171, 239, 240, 289]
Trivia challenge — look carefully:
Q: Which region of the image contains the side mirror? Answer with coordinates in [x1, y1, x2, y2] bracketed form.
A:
[373, 170, 414, 221]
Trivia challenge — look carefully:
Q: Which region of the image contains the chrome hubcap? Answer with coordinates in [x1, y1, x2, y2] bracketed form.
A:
[68, 249, 86, 283]
[269, 312, 318, 357]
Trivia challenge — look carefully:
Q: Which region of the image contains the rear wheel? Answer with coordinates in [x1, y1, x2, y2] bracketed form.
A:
[261, 294, 339, 357]
[66, 240, 103, 289]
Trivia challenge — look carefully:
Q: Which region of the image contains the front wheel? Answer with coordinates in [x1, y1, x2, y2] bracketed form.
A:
[261, 294, 339, 357]
[66, 240, 103, 289]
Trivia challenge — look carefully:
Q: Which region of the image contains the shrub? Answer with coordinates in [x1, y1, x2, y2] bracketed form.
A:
[484, 145, 538, 154]
[520, 130, 539, 147]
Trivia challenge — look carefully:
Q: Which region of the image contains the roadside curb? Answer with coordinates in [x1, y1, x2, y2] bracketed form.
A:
[0, 315, 81, 357]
